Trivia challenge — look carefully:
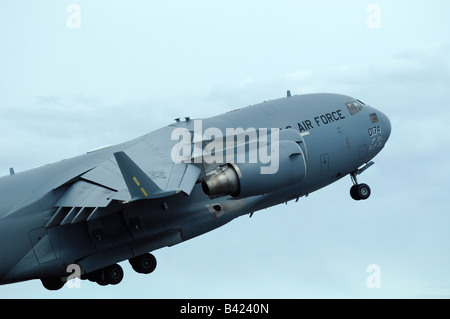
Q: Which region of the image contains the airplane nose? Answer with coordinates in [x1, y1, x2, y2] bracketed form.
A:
[380, 111, 392, 143]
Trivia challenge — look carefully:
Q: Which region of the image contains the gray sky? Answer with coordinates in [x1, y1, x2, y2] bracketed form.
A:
[0, 0, 449, 298]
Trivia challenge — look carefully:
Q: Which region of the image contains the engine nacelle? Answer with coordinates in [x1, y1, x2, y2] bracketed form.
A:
[202, 140, 306, 198]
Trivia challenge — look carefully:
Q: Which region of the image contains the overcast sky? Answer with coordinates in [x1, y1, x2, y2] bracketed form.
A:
[0, 0, 449, 298]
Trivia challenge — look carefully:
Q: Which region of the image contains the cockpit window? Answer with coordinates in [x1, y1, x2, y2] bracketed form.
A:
[369, 113, 379, 123]
[346, 101, 364, 115]
[355, 102, 363, 111]
[346, 102, 359, 115]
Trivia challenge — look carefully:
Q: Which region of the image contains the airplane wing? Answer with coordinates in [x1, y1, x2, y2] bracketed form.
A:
[45, 130, 201, 228]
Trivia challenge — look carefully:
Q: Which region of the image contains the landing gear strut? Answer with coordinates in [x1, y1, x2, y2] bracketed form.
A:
[350, 171, 371, 201]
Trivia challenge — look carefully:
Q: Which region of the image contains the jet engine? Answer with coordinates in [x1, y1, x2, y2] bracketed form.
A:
[202, 139, 307, 198]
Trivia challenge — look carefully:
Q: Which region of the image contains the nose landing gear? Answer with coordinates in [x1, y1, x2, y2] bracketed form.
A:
[350, 182, 371, 201]
[349, 162, 373, 201]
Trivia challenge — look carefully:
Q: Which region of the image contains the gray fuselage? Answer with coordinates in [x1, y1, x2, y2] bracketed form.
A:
[0, 93, 391, 286]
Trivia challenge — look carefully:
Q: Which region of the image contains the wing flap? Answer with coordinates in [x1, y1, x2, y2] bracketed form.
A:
[46, 147, 202, 227]
[55, 180, 115, 207]
[178, 164, 201, 195]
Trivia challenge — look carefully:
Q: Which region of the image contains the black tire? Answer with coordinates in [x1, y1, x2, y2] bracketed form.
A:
[356, 183, 371, 200]
[350, 185, 360, 200]
[96, 277, 109, 286]
[350, 184, 371, 200]
[41, 277, 65, 291]
[87, 269, 103, 283]
[104, 264, 124, 285]
[129, 253, 157, 274]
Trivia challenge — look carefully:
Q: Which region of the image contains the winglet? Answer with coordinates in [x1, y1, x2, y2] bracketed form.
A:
[114, 151, 177, 200]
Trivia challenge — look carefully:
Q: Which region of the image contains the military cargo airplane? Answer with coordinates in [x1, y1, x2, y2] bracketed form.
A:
[0, 92, 391, 290]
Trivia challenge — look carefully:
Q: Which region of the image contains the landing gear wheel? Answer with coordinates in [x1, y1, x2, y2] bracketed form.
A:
[96, 276, 109, 286]
[356, 183, 371, 200]
[350, 185, 360, 201]
[86, 269, 107, 285]
[350, 170, 372, 201]
[129, 253, 157, 274]
[104, 264, 124, 285]
[41, 277, 65, 290]
[86, 270, 100, 282]
[87, 264, 124, 286]
[350, 183, 371, 200]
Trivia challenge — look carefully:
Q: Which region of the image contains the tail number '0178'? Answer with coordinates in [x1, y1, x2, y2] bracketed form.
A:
[368, 126, 381, 137]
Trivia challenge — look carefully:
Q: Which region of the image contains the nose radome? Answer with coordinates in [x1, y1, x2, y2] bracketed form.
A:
[380, 111, 392, 142]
